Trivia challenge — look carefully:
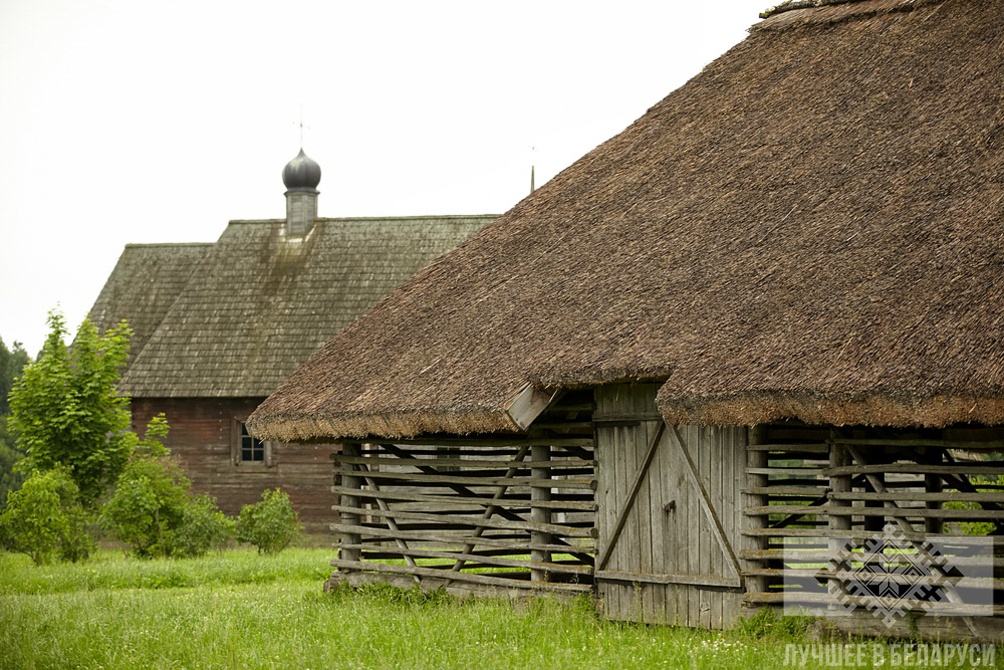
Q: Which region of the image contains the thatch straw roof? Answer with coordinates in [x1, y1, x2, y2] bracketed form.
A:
[249, 0, 1004, 441]
[94, 216, 492, 398]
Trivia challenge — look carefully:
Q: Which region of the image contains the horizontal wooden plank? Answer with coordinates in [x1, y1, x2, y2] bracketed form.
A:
[740, 549, 835, 562]
[332, 504, 597, 538]
[829, 491, 1004, 504]
[741, 549, 1004, 567]
[742, 487, 832, 496]
[330, 522, 595, 553]
[742, 527, 998, 542]
[361, 437, 595, 448]
[330, 558, 593, 594]
[333, 455, 595, 469]
[332, 468, 596, 489]
[745, 505, 828, 516]
[343, 543, 594, 576]
[828, 438, 1004, 451]
[742, 569, 997, 590]
[827, 507, 1004, 520]
[330, 485, 598, 511]
[596, 569, 742, 589]
[824, 464, 1004, 477]
[746, 468, 828, 477]
[331, 558, 594, 594]
[529, 422, 594, 431]
[747, 443, 829, 453]
[744, 591, 1003, 615]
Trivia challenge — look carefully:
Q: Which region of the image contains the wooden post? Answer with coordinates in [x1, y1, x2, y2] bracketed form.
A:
[828, 433, 852, 605]
[531, 444, 552, 582]
[864, 471, 885, 532]
[745, 425, 769, 598]
[924, 447, 945, 535]
[340, 441, 362, 565]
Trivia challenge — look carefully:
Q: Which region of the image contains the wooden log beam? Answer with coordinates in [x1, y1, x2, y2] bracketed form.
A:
[378, 442, 595, 565]
[333, 455, 594, 469]
[339, 543, 593, 576]
[331, 468, 595, 489]
[329, 485, 598, 511]
[330, 504, 596, 538]
[330, 558, 593, 594]
[841, 443, 980, 637]
[329, 522, 595, 553]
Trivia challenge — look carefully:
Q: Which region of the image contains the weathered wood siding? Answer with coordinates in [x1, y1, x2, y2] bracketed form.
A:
[594, 384, 750, 628]
[743, 422, 1004, 641]
[131, 397, 336, 534]
[327, 390, 597, 595]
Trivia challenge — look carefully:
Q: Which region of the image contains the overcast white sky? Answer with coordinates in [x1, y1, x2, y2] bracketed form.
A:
[0, 0, 763, 356]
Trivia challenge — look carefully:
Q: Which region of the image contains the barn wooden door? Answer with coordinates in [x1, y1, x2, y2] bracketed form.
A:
[593, 384, 748, 628]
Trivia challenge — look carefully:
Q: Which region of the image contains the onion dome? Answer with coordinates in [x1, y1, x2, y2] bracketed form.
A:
[282, 149, 321, 190]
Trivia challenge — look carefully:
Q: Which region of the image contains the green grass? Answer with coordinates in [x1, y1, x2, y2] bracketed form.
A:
[0, 548, 991, 669]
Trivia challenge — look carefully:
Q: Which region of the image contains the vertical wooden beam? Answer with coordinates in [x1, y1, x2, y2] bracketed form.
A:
[745, 425, 769, 598]
[531, 444, 552, 582]
[828, 434, 852, 604]
[924, 447, 945, 535]
[864, 471, 885, 532]
[340, 441, 362, 565]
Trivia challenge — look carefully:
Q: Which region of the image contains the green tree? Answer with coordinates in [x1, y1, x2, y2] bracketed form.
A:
[0, 337, 31, 415]
[7, 311, 132, 505]
[0, 337, 31, 509]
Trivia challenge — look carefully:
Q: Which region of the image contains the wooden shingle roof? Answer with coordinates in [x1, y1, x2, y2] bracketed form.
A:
[250, 0, 1004, 440]
[89, 243, 213, 360]
[106, 215, 493, 398]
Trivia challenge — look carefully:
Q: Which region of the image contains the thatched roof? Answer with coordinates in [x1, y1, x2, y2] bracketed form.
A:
[249, 0, 1004, 441]
[94, 216, 493, 398]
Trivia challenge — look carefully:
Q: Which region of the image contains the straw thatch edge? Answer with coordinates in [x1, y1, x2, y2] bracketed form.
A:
[247, 407, 523, 443]
[657, 392, 1004, 429]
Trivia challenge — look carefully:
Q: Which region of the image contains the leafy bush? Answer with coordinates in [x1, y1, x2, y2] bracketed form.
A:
[101, 415, 234, 558]
[0, 467, 94, 565]
[100, 416, 190, 558]
[236, 488, 301, 554]
[101, 456, 189, 558]
[174, 494, 234, 558]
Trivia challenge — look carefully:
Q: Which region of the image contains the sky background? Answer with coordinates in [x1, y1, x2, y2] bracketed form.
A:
[0, 0, 763, 356]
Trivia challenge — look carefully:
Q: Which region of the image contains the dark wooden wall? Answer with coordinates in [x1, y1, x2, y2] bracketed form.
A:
[131, 397, 336, 534]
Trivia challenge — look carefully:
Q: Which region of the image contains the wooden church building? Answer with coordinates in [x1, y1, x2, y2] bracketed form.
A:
[250, 0, 1004, 639]
[88, 150, 494, 532]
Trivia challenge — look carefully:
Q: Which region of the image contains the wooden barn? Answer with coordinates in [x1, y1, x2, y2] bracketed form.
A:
[249, 0, 1004, 638]
[88, 150, 494, 532]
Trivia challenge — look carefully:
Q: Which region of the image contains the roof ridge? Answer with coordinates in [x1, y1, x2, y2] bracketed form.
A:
[124, 242, 215, 248]
[225, 214, 500, 226]
[759, 0, 928, 19]
[761, 0, 876, 17]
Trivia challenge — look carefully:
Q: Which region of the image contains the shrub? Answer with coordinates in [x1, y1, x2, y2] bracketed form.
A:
[0, 467, 94, 565]
[101, 456, 189, 558]
[174, 494, 234, 558]
[102, 415, 235, 558]
[236, 488, 301, 554]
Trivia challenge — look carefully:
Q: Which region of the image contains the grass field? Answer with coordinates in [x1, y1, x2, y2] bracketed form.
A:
[0, 547, 990, 669]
